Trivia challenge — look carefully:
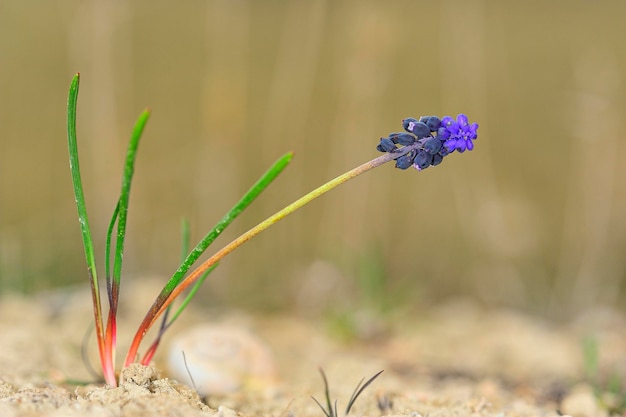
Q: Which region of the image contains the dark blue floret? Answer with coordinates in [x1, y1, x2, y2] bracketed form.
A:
[376, 137, 397, 153]
[401, 118, 418, 131]
[414, 151, 433, 170]
[437, 143, 451, 157]
[419, 116, 442, 132]
[389, 132, 416, 146]
[395, 153, 415, 170]
[376, 114, 478, 172]
[431, 153, 444, 166]
[402, 118, 431, 139]
[422, 136, 443, 155]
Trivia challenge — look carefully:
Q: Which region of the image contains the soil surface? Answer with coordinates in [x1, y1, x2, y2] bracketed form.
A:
[1, 280, 624, 417]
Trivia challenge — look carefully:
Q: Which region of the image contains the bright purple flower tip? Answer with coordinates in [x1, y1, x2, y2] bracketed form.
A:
[438, 114, 479, 155]
[469, 123, 479, 139]
[443, 139, 457, 153]
[447, 122, 460, 134]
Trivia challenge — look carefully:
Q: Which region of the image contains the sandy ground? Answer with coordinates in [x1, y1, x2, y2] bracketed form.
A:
[1, 280, 625, 417]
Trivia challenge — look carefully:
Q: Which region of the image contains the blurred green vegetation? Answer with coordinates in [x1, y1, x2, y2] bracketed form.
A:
[1, 0, 625, 318]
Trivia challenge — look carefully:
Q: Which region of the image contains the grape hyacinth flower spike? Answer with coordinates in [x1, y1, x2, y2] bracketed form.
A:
[377, 114, 479, 170]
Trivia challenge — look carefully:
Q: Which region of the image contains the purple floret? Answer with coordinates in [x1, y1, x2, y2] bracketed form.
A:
[440, 114, 478, 154]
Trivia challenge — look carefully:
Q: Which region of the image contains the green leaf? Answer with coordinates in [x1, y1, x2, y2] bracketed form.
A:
[135, 152, 293, 364]
[107, 109, 151, 309]
[162, 152, 293, 299]
[67, 73, 99, 298]
[67, 73, 114, 384]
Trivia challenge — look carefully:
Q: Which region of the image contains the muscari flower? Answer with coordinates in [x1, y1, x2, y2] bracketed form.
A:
[376, 114, 478, 171]
[439, 114, 479, 153]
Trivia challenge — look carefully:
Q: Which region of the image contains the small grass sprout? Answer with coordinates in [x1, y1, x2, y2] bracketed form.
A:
[582, 335, 626, 414]
[311, 368, 384, 417]
[66, 73, 478, 386]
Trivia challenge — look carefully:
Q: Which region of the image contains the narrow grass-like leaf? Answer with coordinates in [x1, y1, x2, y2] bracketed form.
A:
[67, 74, 97, 296]
[160, 217, 192, 331]
[164, 264, 216, 328]
[311, 397, 332, 417]
[345, 370, 384, 414]
[181, 351, 199, 394]
[311, 396, 335, 417]
[311, 368, 337, 417]
[140, 263, 218, 365]
[312, 368, 383, 417]
[141, 150, 292, 364]
[124, 152, 293, 366]
[321, 367, 335, 417]
[100, 109, 150, 379]
[153, 217, 192, 331]
[163, 151, 293, 298]
[66, 73, 115, 385]
[109, 109, 150, 306]
[142, 218, 218, 364]
[104, 202, 120, 293]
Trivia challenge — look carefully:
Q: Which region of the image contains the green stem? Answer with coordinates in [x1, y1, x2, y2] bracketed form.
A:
[124, 145, 415, 366]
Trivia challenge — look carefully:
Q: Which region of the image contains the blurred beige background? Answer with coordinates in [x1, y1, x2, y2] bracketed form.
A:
[1, 0, 625, 318]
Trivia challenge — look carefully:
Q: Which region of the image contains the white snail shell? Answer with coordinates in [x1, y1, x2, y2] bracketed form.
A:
[167, 324, 277, 396]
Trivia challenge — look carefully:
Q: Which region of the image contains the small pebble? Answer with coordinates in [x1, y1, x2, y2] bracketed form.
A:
[560, 384, 606, 417]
